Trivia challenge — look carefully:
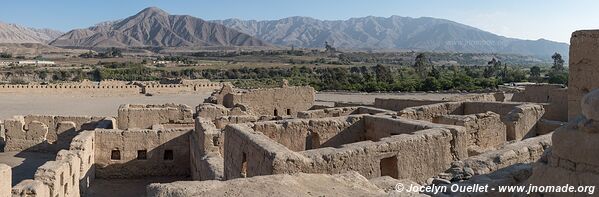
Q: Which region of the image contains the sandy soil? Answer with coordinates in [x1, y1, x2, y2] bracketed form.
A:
[0, 92, 477, 119]
[0, 93, 211, 120]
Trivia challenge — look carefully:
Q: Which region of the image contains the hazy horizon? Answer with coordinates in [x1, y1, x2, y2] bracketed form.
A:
[1, 0, 597, 43]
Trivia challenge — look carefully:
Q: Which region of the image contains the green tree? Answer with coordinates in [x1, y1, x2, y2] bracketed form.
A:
[373, 64, 393, 83]
[422, 77, 441, 91]
[413, 53, 431, 78]
[551, 52, 565, 72]
[0, 52, 12, 58]
[548, 70, 568, 85]
[529, 66, 541, 82]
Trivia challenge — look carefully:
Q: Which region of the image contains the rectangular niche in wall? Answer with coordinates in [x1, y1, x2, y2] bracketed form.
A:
[164, 149, 174, 160]
[137, 150, 147, 160]
[380, 155, 398, 178]
[111, 149, 121, 160]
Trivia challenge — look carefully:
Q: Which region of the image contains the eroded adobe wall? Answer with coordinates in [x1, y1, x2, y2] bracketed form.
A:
[436, 112, 507, 156]
[143, 83, 222, 94]
[503, 104, 545, 141]
[459, 133, 551, 176]
[94, 128, 191, 179]
[374, 98, 446, 112]
[222, 115, 474, 183]
[33, 150, 81, 197]
[528, 87, 599, 192]
[222, 86, 315, 117]
[398, 102, 464, 121]
[117, 104, 193, 130]
[462, 101, 522, 115]
[3, 115, 111, 152]
[568, 30, 599, 120]
[68, 131, 95, 196]
[223, 124, 306, 180]
[300, 128, 456, 183]
[0, 164, 10, 197]
[9, 130, 95, 197]
[544, 88, 568, 121]
[363, 115, 469, 160]
[373, 94, 498, 112]
[297, 106, 395, 119]
[401, 101, 545, 141]
[213, 115, 258, 129]
[11, 180, 50, 197]
[511, 84, 564, 103]
[297, 107, 360, 119]
[190, 117, 223, 181]
[252, 116, 365, 151]
[0, 84, 140, 96]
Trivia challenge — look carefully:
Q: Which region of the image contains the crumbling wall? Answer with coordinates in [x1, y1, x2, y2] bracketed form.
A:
[68, 131, 95, 196]
[11, 180, 50, 197]
[0, 164, 10, 197]
[223, 115, 472, 183]
[297, 107, 360, 118]
[252, 116, 365, 151]
[9, 130, 96, 197]
[398, 102, 464, 121]
[3, 117, 48, 152]
[223, 124, 306, 180]
[222, 86, 315, 117]
[436, 112, 507, 155]
[363, 115, 469, 160]
[503, 104, 545, 140]
[462, 101, 522, 115]
[568, 30, 599, 120]
[33, 150, 81, 197]
[143, 83, 223, 95]
[297, 106, 395, 119]
[94, 128, 192, 178]
[401, 101, 545, 141]
[511, 84, 564, 103]
[0, 84, 140, 96]
[190, 117, 224, 181]
[147, 172, 386, 197]
[373, 94, 497, 112]
[545, 88, 568, 121]
[301, 128, 456, 183]
[195, 103, 253, 122]
[459, 133, 551, 175]
[117, 104, 193, 130]
[374, 98, 446, 111]
[3, 115, 111, 152]
[213, 115, 258, 129]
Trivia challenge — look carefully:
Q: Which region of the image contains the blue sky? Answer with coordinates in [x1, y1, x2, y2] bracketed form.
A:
[0, 0, 596, 43]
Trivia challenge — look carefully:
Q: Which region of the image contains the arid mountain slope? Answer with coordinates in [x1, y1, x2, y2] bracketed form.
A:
[0, 22, 63, 44]
[50, 7, 268, 48]
[213, 16, 568, 57]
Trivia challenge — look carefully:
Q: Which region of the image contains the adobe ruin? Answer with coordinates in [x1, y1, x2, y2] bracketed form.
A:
[2, 30, 599, 197]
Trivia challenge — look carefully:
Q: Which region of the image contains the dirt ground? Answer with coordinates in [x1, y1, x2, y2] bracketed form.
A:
[0, 93, 210, 120]
[0, 92, 472, 119]
[0, 151, 55, 186]
[88, 177, 189, 197]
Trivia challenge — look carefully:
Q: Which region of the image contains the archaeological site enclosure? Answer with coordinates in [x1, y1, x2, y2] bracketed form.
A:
[0, 30, 599, 197]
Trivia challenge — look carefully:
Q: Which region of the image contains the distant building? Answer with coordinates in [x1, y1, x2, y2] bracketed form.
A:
[17, 60, 55, 65]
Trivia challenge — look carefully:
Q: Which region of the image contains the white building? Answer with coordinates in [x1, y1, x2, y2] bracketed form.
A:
[17, 60, 55, 65]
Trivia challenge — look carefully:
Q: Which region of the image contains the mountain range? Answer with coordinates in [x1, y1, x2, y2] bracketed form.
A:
[0, 7, 569, 57]
[49, 7, 268, 48]
[212, 16, 568, 57]
[0, 22, 63, 44]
